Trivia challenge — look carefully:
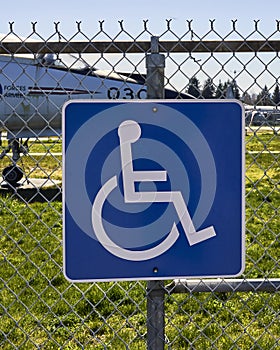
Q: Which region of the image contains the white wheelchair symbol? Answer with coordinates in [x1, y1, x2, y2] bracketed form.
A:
[92, 120, 216, 261]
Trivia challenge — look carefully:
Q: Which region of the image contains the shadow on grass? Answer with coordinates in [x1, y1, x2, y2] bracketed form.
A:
[0, 184, 62, 203]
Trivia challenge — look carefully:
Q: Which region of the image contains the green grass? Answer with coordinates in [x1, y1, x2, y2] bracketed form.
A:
[0, 131, 279, 349]
[246, 130, 279, 152]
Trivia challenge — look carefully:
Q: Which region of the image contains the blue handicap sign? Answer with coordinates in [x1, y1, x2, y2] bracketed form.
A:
[63, 100, 245, 282]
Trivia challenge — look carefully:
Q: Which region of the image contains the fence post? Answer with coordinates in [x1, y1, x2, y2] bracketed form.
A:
[146, 36, 165, 99]
[146, 36, 166, 350]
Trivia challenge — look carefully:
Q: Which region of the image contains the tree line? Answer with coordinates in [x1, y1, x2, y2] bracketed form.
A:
[187, 76, 280, 106]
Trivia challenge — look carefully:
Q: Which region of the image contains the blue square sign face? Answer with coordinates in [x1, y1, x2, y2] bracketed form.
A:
[63, 100, 245, 282]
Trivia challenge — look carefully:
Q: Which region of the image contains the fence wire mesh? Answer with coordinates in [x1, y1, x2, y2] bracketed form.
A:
[0, 20, 279, 349]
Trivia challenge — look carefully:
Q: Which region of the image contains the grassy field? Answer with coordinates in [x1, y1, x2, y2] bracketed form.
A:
[0, 130, 279, 349]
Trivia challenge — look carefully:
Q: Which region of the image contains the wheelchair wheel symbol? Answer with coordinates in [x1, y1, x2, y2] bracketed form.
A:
[92, 120, 216, 261]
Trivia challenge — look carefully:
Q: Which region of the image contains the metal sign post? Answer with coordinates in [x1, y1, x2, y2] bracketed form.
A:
[146, 36, 166, 350]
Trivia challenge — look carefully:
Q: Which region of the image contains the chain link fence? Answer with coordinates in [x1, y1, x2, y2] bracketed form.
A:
[0, 20, 279, 349]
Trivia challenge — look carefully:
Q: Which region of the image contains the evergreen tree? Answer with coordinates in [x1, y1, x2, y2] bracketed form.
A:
[232, 80, 241, 100]
[187, 76, 201, 98]
[225, 81, 234, 99]
[202, 78, 215, 99]
[272, 84, 280, 105]
[215, 80, 225, 99]
[223, 81, 230, 98]
[242, 91, 253, 105]
[256, 85, 272, 106]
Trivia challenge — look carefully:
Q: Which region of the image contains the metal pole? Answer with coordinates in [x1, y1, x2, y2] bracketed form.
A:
[147, 280, 165, 349]
[146, 36, 166, 350]
[146, 36, 165, 100]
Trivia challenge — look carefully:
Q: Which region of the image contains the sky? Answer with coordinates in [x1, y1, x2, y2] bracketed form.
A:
[0, 0, 279, 38]
[0, 0, 279, 93]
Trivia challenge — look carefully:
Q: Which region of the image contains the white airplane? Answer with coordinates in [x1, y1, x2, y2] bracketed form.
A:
[0, 36, 193, 185]
[244, 105, 280, 127]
